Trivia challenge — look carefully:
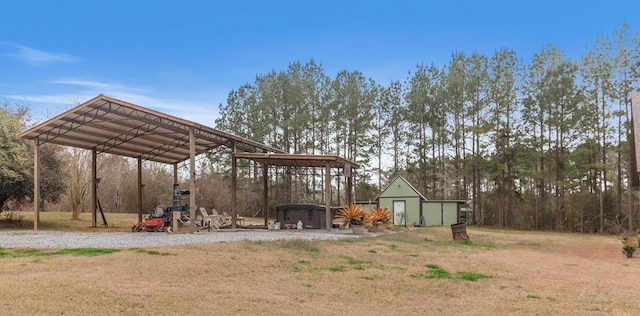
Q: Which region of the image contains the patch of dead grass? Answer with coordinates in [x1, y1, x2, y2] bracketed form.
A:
[1, 219, 640, 314]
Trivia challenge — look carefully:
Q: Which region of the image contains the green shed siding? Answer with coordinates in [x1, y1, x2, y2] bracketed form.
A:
[378, 177, 421, 198]
[422, 201, 459, 226]
[442, 202, 458, 225]
[378, 197, 421, 225]
[422, 203, 441, 226]
[355, 202, 376, 213]
[375, 175, 463, 227]
[377, 177, 424, 226]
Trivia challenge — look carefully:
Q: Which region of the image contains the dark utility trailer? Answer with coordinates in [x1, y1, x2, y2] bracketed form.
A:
[276, 204, 337, 229]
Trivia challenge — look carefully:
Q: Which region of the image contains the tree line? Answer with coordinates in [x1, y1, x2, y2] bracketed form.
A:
[2, 24, 639, 233]
[215, 23, 640, 233]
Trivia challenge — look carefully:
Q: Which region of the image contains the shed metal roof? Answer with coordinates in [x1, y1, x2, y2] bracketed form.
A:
[18, 94, 285, 164]
[233, 153, 360, 169]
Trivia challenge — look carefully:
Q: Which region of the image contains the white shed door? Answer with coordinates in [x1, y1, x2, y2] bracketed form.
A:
[393, 201, 406, 226]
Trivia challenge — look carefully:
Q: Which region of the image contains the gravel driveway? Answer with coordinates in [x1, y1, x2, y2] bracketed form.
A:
[0, 229, 361, 249]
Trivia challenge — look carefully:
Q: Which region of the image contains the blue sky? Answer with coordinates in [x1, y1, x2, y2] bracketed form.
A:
[1, 0, 639, 125]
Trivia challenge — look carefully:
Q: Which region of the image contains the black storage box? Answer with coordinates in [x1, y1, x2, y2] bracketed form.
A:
[276, 204, 336, 229]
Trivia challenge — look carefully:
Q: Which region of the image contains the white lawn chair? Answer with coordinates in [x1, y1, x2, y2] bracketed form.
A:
[223, 211, 245, 226]
[199, 207, 222, 229]
[210, 209, 232, 228]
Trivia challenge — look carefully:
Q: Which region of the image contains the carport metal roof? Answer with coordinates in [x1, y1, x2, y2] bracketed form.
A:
[19, 94, 285, 164]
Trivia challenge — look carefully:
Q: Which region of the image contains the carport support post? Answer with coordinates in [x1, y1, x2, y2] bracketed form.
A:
[33, 139, 40, 230]
[231, 142, 237, 229]
[137, 157, 143, 223]
[173, 163, 178, 232]
[345, 164, 352, 204]
[91, 147, 97, 227]
[189, 127, 196, 233]
[325, 165, 331, 231]
[263, 162, 269, 226]
[173, 163, 178, 187]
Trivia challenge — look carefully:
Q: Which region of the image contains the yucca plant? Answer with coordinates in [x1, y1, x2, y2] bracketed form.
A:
[335, 204, 367, 228]
[369, 207, 391, 226]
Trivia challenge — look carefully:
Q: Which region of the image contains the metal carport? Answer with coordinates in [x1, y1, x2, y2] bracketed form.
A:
[19, 94, 285, 232]
[233, 153, 359, 230]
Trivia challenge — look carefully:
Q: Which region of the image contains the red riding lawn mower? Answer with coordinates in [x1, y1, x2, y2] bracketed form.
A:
[132, 207, 169, 232]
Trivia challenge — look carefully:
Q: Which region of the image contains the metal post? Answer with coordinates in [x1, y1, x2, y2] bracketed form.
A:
[137, 156, 143, 223]
[91, 147, 97, 227]
[345, 164, 352, 204]
[231, 142, 237, 229]
[173, 162, 178, 232]
[325, 165, 331, 231]
[189, 127, 196, 233]
[263, 162, 269, 226]
[33, 139, 40, 230]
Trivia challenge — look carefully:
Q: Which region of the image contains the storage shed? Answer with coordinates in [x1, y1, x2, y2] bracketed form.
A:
[375, 175, 466, 227]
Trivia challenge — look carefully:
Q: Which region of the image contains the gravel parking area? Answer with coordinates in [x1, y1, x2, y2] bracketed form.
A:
[0, 229, 361, 249]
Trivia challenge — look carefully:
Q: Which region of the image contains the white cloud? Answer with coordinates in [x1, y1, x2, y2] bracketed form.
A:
[2, 42, 79, 65]
[107, 91, 218, 125]
[6, 93, 88, 106]
[7, 79, 219, 125]
[48, 79, 147, 93]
